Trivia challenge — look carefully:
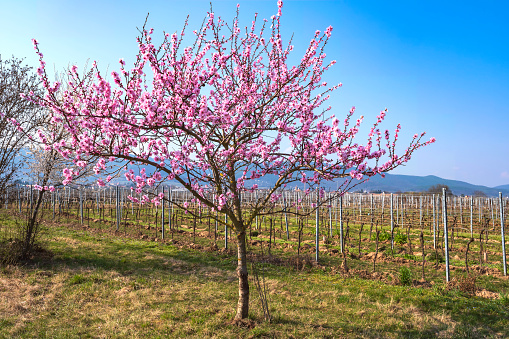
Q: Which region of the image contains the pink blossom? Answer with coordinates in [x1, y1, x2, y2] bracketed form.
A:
[23, 2, 433, 246]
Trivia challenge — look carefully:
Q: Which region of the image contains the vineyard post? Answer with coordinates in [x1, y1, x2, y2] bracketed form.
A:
[255, 191, 259, 230]
[497, 199, 500, 223]
[491, 198, 495, 229]
[470, 195, 473, 237]
[453, 196, 456, 219]
[57, 189, 61, 215]
[225, 212, 228, 249]
[17, 185, 21, 213]
[443, 188, 450, 282]
[340, 194, 344, 253]
[419, 195, 423, 228]
[168, 187, 172, 232]
[121, 188, 125, 227]
[500, 192, 507, 276]
[294, 189, 298, 215]
[84, 190, 87, 215]
[316, 188, 320, 263]
[120, 187, 123, 230]
[329, 192, 333, 237]
[161, 187, 165, 239]
[370, 194, 374, 229]
[52, 190, 55, 220]
[432, 194, 436, 249]
[130, 190, 133, 215]
[401, 194, 404, 229]
[402, 195, 404, 226]
[79, 189, 83, 224]
[95, 190, 99, 216]
[334, 193, 338, 235]
[283, 192, 290, 240]
[396, 194, 399, 225]
[459, 196, 463, 225]
[390, 193, 394, 251]
[116, 186, 119, 231]
[4, 191, 7, 209]
[359, 194, 362, 216]
[381, 192, 385, 224]
[478, 198, 481, 223]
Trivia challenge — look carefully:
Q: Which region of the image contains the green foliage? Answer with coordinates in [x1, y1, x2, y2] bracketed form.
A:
[399, 267, 412, 286]
[371, 231, 390, 242]
[394, 231, 407, 245]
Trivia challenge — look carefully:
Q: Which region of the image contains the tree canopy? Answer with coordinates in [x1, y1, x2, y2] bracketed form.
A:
[23, 1, 434, 320]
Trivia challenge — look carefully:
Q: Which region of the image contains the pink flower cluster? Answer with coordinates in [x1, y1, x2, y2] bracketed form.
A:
[33, 185, 55, 192]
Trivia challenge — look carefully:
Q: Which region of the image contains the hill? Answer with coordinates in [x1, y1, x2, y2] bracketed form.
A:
[58, 163, 509, 197]
[350, 173, 509, 197]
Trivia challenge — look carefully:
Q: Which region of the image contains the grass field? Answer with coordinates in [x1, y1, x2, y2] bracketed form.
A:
[1, 210, 509, 338]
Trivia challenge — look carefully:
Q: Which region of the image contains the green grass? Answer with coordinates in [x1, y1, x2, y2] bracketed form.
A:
[1, 208, 509, 338]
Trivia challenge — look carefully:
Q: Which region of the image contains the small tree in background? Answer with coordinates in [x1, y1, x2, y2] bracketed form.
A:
[3, 70, 95, 263]
[27, 2, 434, 320]
[0, 56, 44, 195]
[427, 184, 453, 196]
[473, 190, 487, 198]
[0, 56, 46, 264]
[21, 114, 93, 260]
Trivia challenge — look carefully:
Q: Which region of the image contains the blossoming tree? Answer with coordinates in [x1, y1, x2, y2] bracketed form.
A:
[28, 2, 434, 320]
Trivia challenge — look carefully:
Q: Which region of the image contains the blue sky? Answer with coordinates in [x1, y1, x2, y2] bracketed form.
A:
[1, 0, 508, 187]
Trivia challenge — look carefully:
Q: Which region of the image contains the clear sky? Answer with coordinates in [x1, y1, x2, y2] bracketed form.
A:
[1, 0, 508, 187]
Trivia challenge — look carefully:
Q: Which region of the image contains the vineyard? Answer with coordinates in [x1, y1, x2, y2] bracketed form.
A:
[3, 186, 507, 284]
[2, 186, 509, 337]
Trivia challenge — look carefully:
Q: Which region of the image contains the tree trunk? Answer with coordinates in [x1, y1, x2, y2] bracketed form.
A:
[235, 230, 249, 320]
[21, 189, 45, 259]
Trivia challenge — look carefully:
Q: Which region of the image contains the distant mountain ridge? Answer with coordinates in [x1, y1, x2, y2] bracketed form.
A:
[494, 184, 509, 190]
[350, 173, 509, 197]
[94, 167, 509, 197]
[249, 173, 509, 197]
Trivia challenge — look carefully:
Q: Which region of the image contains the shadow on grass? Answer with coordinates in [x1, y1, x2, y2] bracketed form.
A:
[31, 229, 239, 284]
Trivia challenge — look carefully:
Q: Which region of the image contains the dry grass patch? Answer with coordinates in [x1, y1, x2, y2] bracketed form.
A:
[0, 263, 241, 338]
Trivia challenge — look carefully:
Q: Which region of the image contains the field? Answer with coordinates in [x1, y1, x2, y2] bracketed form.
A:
[1, 189, 508, 338]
